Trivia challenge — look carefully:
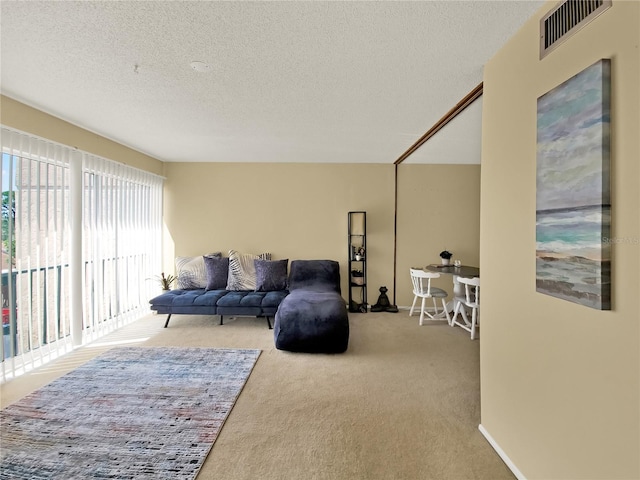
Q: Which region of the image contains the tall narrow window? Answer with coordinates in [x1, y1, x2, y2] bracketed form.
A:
[1, 129, 72, 377]
[82, 154, 162, 342]
[1, 127, 163, 380]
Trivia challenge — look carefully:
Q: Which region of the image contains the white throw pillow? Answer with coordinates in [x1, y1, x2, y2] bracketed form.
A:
[226, 250, 271, 291]
[176, 252, 221, 289]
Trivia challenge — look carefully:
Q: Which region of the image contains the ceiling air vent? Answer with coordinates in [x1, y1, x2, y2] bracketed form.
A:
[540, 0, 612, 59]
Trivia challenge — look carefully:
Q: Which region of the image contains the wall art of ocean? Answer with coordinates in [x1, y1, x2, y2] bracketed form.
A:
[536, 204, 610, 309]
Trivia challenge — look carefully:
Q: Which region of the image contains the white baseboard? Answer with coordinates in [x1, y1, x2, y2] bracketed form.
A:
[478, 424, 526, 480]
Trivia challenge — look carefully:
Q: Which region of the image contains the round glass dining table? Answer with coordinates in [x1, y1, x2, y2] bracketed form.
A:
[424, 264, 480, 312]
[425, 264, 479, 279]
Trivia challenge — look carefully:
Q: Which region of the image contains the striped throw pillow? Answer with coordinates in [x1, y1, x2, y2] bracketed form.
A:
[226, 250, 272, 291]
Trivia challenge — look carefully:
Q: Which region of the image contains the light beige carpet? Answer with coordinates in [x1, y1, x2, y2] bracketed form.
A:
[1, 311, 513, 480]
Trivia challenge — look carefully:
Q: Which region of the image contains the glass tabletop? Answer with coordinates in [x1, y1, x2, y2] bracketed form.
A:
[425, 264, 480, 277]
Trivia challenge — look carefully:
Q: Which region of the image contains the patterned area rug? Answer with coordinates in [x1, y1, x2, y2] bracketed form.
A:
[0, 346, 261, 479]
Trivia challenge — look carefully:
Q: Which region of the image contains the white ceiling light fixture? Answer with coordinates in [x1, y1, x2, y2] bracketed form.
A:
[190, 61, 212, 73]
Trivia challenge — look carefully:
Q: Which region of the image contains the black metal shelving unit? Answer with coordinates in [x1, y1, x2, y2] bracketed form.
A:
[347, 211, 367, 313]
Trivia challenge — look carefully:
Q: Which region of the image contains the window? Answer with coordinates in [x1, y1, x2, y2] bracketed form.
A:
[1, 127, 163, 380]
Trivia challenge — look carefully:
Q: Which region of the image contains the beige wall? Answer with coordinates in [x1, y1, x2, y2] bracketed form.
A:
[0, 95, 164, 176]
[163, 162, 392, 257]
[1, 94, 483, 307]
[480, 2, 639, 479]
[163, 162, 399, 299]
[163, 162, 481, 306]
[395, 164, 481, 306]
[3, 3, 638, 476]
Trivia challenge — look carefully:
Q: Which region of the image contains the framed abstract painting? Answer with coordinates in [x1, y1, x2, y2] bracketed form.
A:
[536, 59, 611, 310]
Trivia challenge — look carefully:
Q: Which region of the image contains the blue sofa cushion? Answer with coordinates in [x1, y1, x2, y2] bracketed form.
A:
[149, 289, 289, 319]
[193, 290, 227, 306]
[216, 290, 284, 311]
[171, 289, 209, 307]
[260, 290, 290, 316]
[149, 289, 180, 307]
[216, 291, 261, 308]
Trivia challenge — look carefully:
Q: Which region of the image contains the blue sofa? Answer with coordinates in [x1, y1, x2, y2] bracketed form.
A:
[149, 260, 350, 354]
[149, 288, 287, 328]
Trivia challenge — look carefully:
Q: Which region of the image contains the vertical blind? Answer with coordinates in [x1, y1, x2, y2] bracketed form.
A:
[82, 154, 163, 343]
[1, 127, 163, 380]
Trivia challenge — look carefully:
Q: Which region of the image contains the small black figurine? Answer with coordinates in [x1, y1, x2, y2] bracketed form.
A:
[371, 286, 398, 313]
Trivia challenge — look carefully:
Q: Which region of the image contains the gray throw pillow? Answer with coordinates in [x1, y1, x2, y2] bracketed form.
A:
[255, 259, 288, 291]
[204, 256, 229, 291]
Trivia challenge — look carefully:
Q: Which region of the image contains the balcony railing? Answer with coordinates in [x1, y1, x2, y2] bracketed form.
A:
[1, 253, 154, 364]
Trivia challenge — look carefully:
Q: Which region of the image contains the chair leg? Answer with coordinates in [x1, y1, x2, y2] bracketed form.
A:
[419, 297, 426, 326]
[442, 299, 451, 325]
[470, 308, 478, 340]
[431, 298, 440, 317]
[409, 295, 418, 317]
[450, 302, 460, 327]
[460, 305, 470, 326]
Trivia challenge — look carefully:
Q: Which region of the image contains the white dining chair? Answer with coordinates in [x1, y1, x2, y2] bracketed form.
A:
[450, 276, 480, 339]
[409, 268, 449, 325]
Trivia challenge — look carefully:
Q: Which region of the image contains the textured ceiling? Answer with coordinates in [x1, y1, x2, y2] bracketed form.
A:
[1, 1, 543, 164]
